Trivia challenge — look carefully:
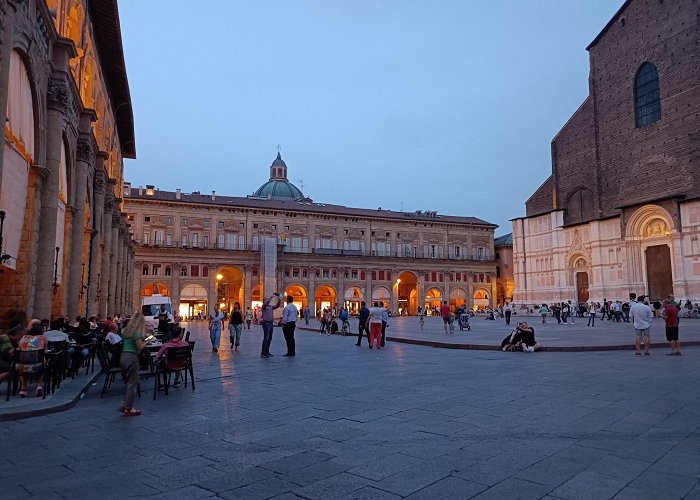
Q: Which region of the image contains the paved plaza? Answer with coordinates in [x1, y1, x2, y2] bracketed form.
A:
[3, 322, 700, 499]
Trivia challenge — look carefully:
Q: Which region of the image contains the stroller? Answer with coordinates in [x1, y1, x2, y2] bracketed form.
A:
[458, 313, 471, 331]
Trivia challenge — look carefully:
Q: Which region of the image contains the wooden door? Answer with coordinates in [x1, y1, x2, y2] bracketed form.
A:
[645, 244, 673, 300]
[576, 272, 589, 302]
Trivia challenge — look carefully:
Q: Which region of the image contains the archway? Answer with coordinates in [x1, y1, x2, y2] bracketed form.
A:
[216, 265, 244, 314]
[473, 288, 490, 310]
[450, 287, 467, 311]
[179, 283, 208, 320]
[141, 282, 171, 297]
[645, 245, 672, 300]
[571, 256, 590, 303]
[344, 286, 364, 315]
[285, 284, 308, 312]
[425, 287, 443, 315]
[397, 271, 418, 315]
[372, 286, 392, 311]
[251, 284, 263, 309]
[315, 285, 336, 315]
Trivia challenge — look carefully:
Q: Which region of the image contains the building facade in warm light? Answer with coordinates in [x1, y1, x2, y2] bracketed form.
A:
[494, 233, 514, 306]
[512, 0, 700, 305]
[0, 0, 136, 324]
[125, 154, 498, 317]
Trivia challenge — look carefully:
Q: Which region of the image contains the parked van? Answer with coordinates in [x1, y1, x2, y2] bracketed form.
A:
[141, 294, 173, 328]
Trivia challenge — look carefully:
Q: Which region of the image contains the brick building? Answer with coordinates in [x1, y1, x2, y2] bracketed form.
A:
[125, 153, 498, 318]
[494, 233, 514, 306]
[0, 0, 136, 324]
[513, 0, 700, 304]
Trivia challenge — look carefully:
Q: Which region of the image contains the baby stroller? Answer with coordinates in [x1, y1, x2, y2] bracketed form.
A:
[458, 313, 471, 331]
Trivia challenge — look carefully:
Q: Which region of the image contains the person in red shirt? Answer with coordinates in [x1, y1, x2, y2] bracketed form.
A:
[661, 299, 681, 356]
[440, 300, 453, 334]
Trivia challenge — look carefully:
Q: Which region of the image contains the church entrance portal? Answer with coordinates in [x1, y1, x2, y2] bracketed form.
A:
[576, 272, 589, 303]
[645, 244, 673, 300]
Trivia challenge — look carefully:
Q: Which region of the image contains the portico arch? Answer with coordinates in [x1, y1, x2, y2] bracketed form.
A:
[568, 254, 591, 303]
[450, 287, 467, 311]
[141, 282, 171, 297]
[425, 287, 443, 313]
[344, 286, 364, 314]
[397, 271, 418, 315]
[285, 284, 308, 311]
[372, 286, 392, 310]
[215, 265, 244, 313]
[315, 285, 336, 315]
[473, 288, 490, 310]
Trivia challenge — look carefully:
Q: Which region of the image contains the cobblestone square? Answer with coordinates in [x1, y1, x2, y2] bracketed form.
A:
[3, 322, 699, 499]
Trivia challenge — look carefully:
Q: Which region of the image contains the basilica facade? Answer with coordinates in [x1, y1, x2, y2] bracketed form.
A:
[0, 0, 136, 325]
[125, 154, 498, 318]
[512, 0, 700, 305]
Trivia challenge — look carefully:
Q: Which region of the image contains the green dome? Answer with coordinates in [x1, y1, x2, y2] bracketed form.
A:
[253, 179, 304, 200]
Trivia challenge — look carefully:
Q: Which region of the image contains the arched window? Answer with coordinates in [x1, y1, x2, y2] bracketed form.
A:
[565, 188, 595, 225]
[634, 63, 661, 128]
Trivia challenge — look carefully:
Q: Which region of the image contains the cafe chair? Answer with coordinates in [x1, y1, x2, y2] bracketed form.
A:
[96, 341, 124, 398]
[153, 345, 194, 400]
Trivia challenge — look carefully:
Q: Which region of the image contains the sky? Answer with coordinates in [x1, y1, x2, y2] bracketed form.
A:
[119, 0, 622, 235]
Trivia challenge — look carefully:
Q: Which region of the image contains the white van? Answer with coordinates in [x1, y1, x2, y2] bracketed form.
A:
[141, 294, 173, 329]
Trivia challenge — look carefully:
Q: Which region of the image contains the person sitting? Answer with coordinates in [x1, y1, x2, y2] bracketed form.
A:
[155, 327, 189, 386]
[0, 325, 25, 384]
[16, 323, 47, 397]
[501, 322, 540, 352]
[104, 322, 122, 346]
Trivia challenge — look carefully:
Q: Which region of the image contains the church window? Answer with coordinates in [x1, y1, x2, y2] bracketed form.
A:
[565, 188, 595, 225]
[634, 63, 661, 127]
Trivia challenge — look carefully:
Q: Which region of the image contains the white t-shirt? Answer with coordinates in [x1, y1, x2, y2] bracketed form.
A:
[629, 301, 653, 330]
[368, 307, 384, 324]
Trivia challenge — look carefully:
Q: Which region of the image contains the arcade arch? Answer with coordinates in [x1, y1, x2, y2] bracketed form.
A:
[372, 286, 392, 310]
[216, 265, 244, 313]
[450, 287, 467, 311]
[397, 271, 418, 315]
[344, 286, 364, 315]
[285, 284, 308, 311]
[473, 288, 490, 310]
[315, 285, 336, 315]
[425, 287, 443, 313]
[141, 282, 171, 297]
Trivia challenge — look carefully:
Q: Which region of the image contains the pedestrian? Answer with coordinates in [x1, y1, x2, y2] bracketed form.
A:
[587, 302, 597, 326]
[622, 300, 631, 323]
[629, 293, 653, 356]
[661, 299, 681, 356]
[553, 303, 561, 324]
[380, 301, 388, 347]
[504, 302, 512, 326]
[368, 301, 384, 349]
[440, 300, 452, 334]
[601, 299, 609, 320]
[568, 300, 576, 324]
[418, 307, 425, 331]
[304, 306, 310, 325]
[356, 301, 370, 346]
[260, 293, 282, 358]
[244, 307, 253, 330]
[228, 302, 244, 351]
[539, 304, 549, 324]
[120, 312, 147, 416]
[208, 305, 225, 353]
[282, 295, 298, 356]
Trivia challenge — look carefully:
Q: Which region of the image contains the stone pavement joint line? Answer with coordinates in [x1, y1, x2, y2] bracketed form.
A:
[2, 322, 699, 499]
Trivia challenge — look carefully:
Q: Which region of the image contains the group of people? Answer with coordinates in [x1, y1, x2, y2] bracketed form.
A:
[355, 301, 388, 349]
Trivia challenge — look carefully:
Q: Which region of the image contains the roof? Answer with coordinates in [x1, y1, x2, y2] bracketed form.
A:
[252, 179, 304, 200]
[125, 188, 497, 227]
[87, 0, 136, 159]
[271, 152, 286, 167]
[494, 233, 513, 246]
[586, 0, 632, 51]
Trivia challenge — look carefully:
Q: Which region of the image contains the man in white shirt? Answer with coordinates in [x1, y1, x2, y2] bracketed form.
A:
[368, 302, 384, 350]
[282, 295, 299, 356]
[504, 303, 513, 326]
[629, 292, 654, 356]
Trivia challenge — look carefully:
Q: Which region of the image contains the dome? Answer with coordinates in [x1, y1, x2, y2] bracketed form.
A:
[253, 180, 304, 200]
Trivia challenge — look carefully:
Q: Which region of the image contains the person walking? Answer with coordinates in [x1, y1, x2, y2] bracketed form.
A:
[629, 293, 653, 356]
[260, 293, 282, 358]
[356, 301, 370, 346]
[368, 302, 383, 349]
[539, 304, 549, 324]
[209, 305, 225, 353]
[661, 299, 681, 356]
[587, 302, 597, 326]
[244, 307, 253, 330]
[601, 299, 609, 320]
[228, 302, 244, 351]
[440, 300, 452, 334]
[504, 302, 512, 326]
[282, 295, 298, 356]
[304, 306, 310, 325]
[380, 301, 388, 347]
[567, 300, 576, 324]
[120, 312, 147, 416]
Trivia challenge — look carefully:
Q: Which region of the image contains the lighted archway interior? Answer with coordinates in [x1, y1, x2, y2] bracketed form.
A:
[141, 282, 171, 297]
[285, 284, 308, 310]
[216, 265, 244, 311]
[315, 285, 336, 313]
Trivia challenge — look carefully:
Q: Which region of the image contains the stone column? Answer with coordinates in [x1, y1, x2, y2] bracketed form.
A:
[308, 267, 316, 317]
[243, 264, 251, 308]
[208, 270, 217, 317]
[99, 196, 113, 316]
[132, 259, 141, 314]
[467, 273, 474, 310]
[107, 215, 119, 316]
[337, 267, 345, 309]
[171, 261, 181, 314]
[34, 81, 72, 319]
[86, 167, 104, 316]
[444, 269, 451, 310]
[417, 272, 425, 313]
[0, 1, 17, 184]
[490, 275, 498, 309]
[66, 136, 92, 319]
[115, 230, 124, 314]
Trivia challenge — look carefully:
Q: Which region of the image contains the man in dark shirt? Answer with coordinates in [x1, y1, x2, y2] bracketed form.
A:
[662, 299, 681, 356]
[355, 301, 370, 347]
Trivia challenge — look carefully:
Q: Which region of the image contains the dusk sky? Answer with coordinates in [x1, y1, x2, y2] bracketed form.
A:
[119, 1, 622, 235]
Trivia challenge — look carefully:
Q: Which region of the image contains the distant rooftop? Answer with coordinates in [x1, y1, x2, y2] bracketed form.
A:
[494, 233, 513, 246]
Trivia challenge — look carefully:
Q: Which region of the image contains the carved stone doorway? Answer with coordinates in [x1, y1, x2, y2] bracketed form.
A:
[645, 244, 673, 300]
[576, 272, 589, 303]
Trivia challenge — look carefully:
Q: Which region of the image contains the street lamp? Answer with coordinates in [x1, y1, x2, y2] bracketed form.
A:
[216, 273, 223, 281]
